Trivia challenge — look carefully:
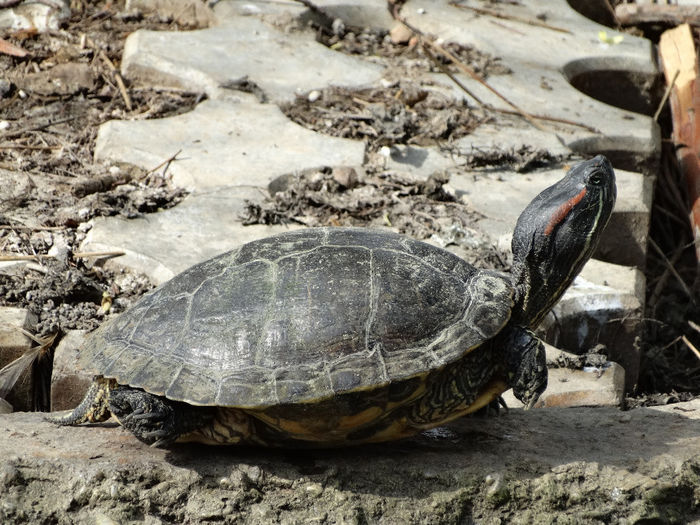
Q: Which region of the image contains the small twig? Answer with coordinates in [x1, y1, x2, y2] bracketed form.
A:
[681, 335, 700, 362]
[423, 37, 548, 132]
[487, 106, 599, 133]
[0, 224, 65, 231]
[72, 172, 133, 197]
[87, 37, 132, 111]
[689, 320, 700, 334]
[450, 3, 572, 34]
[648, 237, 694, 301]
[142, 149, 183, 180]
[421, 42, 484, 105]
[0, 115, 80, 140]
[602, 0, 621, 27]
[0, 144, 61, 150]
[73, 251, 126, 258]
[654, 69, 680, 122]
[0, 250, 124, 262]
[100, 49, 132, 111]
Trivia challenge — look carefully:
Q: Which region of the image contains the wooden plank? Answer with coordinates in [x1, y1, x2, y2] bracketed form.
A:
[616, 4, 700, 26]
[659, 23, 700, 261]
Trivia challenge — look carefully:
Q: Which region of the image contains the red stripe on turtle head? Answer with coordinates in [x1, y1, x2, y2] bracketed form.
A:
[543, 187, 587, 236]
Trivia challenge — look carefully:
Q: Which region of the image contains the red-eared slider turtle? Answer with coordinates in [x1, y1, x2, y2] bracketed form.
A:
[50, 156, 616, 447]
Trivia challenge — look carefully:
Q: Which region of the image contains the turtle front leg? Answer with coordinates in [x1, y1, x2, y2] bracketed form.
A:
[501, 326, 548, 409]
[109, 386, 215, 447]
[47, 376, 115, 425]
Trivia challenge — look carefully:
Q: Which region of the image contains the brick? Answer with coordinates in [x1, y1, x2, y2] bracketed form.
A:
[502, 344, 626, 408]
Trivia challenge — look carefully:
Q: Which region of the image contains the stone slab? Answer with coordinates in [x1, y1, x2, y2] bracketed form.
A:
[453, 164, 651, 269]
[0, 308, 37, 413]
[403, 0, 660, 173]
[213, 0, 396, 31]
[4, 401, 700, 522]
[120, 16, 384, 104]
[80, 186, 302, 285]
[125, 0, 215, 27]
[94, 99, 366, 191]
[50, 330, 90, 412]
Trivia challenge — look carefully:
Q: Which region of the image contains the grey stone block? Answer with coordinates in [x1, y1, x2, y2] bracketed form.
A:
[120, 17, 384, 104]
[94, 99, 366, 191]
[50, 330, 90, 412]
[80, 187, 302, 285]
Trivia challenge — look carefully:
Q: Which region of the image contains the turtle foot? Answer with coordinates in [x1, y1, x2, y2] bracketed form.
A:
[109, 386, 214, 447]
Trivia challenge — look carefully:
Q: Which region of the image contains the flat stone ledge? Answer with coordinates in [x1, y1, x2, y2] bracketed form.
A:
[94, 99, 366, 192]
[80, 186, 303, 285]
[121, 17, 384, 104]
[3, 401, 699, 523]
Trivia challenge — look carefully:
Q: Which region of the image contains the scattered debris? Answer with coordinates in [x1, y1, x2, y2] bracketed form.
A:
[244, 167, 508, 269]
[463, 145, 570, 172]
[282, 84, 486, 151]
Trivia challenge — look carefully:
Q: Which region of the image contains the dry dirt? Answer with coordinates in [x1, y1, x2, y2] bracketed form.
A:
[2, 401, 700, 524]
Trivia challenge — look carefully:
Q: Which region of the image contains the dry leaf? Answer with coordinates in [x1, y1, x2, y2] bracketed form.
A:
[0, 38, 29, 58]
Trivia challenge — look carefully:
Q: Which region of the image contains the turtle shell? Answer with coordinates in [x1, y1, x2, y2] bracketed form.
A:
[78, 228, 513, 408]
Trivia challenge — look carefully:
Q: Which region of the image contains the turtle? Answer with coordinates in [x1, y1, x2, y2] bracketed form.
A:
[49, 155, 616, 447]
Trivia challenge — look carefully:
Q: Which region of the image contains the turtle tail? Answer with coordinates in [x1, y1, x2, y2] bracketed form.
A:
[46, 376, 115, 426]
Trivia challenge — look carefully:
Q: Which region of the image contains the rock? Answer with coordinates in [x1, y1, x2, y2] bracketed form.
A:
[50, 330, 90, 411]
[0, 398, 11, 414]
[79, 186, 303, 285]
[390, 23, 414, 44]
[0, 308, 37, 412]
[94, 99, 366, 191]
[3, 401, 699, 522]
[537, 363, 625, 407]
[17, 63, 96, 97]
[0, 0, 70, 33]
[125, 0, 215, 28]
[403, 0, 660, 173]
[120, 17, 384, 104]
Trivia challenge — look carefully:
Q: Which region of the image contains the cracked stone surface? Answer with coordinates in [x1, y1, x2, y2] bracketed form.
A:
[80, 186, 301, 284]
[120, 15, 385, 104]
[94, 99, 366, 190]
[403, 0, 660, 173]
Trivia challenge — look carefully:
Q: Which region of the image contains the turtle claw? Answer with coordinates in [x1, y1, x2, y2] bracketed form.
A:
[109, 385, 215, 446]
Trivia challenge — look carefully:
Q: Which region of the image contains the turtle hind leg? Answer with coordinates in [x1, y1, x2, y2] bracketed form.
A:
[109, 386, 215, 447]
[46, 376, 115, 426]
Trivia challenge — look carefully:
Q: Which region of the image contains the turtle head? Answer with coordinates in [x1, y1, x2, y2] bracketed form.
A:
[510, 155, 616, 329]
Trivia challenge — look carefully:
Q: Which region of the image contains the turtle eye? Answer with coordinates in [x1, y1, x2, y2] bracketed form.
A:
[588, 172, 604, 186]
